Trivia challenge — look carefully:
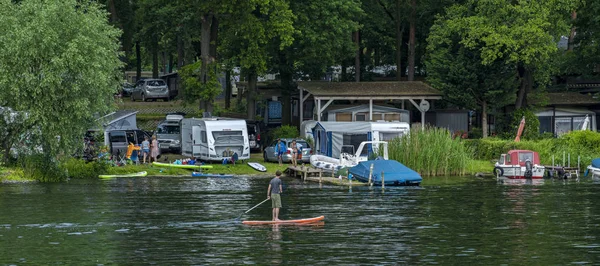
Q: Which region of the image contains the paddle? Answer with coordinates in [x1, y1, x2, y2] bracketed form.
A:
[236, 198, 269, 220]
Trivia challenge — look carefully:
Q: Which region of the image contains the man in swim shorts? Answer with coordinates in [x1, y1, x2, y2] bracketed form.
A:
[267, 170, 283, 221]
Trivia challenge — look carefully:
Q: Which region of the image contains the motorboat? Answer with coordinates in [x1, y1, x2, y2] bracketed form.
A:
[493, 150, 545, 179]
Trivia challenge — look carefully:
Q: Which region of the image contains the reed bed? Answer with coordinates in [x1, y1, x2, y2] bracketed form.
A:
[388, 127, 471, 176]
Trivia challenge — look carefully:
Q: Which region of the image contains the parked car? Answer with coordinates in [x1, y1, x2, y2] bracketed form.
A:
[130, 79, 169, 102]
[247, 120, 262, 151]
[263, 138, 312, 163]
[121, 82, 135, 97]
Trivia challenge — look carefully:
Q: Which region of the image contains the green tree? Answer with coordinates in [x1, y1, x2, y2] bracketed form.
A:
[439, 0, 577, 109]
[0, 0, 122, 171]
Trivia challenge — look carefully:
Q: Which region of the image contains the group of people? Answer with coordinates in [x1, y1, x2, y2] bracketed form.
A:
[274, 138, 303, 167]
[126, 135, 159, 164]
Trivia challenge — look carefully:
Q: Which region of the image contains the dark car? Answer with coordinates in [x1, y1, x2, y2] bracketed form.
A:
[106, 129, 152, 156]
[121, 82, 135, 97]
[263, 138, 312, 163]
[247, 121, 262, 151]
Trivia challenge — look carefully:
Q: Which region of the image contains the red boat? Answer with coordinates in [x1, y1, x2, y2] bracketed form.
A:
[494, 150, 546, 179]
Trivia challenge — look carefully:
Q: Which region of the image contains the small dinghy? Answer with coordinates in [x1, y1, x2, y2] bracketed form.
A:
[247, 162, 267, 172]
[99, 171, 148, 179]
[242, 215, 325, 225]
[191, 172, 233, 178]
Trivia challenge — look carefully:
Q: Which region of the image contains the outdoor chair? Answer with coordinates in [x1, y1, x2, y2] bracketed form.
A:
[116, 149, 127, 166]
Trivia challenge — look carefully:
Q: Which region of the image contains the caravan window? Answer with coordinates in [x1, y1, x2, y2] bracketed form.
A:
[201, 131, 207, 143]
[343, 134, 369, 156]
[213, 131, 243, 144]
[379, 132, 402, 141]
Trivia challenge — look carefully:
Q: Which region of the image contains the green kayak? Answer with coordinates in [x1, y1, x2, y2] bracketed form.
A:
[152, 162, 213, 169]
[99, 171, 148, 179]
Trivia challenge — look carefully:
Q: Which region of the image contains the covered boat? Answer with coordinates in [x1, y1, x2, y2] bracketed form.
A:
[494, 150, 545, 179]
[349, 160, 422, 186]
[586, 158, 600, 177]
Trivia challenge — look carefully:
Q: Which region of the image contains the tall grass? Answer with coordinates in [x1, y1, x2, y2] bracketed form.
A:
[388, 127, 471, 176]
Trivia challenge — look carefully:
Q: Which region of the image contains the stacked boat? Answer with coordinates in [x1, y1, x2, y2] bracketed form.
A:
[309, 141, 422, 186]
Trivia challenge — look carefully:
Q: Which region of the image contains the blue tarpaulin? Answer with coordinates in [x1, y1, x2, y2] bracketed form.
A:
[592, 158, 600, 168]
[349, 160, 422, 186]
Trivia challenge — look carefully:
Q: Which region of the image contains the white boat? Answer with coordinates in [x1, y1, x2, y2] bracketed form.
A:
[310, 141, 388, 171]
[494, 150, 545, 179]
[586, 158, 600, 177]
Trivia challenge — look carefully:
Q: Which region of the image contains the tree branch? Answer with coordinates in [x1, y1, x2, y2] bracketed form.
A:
[377, 0, 396, 21]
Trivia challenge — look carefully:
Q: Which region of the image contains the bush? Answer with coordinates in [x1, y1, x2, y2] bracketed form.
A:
[19, 154, 66, 182]
[270, 125, 299, 139]
[60, 158, 110, 179]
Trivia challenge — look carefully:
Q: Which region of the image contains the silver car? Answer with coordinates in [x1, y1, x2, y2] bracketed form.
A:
[263, 138, 312, 163]
[131, 79, 169, 102]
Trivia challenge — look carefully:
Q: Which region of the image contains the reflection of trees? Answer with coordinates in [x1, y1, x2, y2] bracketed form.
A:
[415, 180, 600, 264]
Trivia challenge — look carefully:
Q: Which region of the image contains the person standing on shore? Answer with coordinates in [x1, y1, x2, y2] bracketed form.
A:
[274, 138, 286, 167]
[150, 135, 159, 163]
[141, 136, 150, 164]
[267, 170, 283, 221]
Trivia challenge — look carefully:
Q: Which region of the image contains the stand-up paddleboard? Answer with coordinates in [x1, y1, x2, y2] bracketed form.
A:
[152, 162, 213, 169]
[242, 215, 325, 225]
[191, 172, 234, 178]
[247, 162, 267, 172]
[99, 171, 147, 179]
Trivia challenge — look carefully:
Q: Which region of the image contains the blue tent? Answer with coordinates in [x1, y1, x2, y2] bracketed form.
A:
[349, 160, 422, 186]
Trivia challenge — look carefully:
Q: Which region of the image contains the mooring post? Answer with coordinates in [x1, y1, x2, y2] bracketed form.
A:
[381, 171, 385, 190]
[552, 155, 555, 166]
[319, 170, 322, 184]
[368, 163, 374, 187]
[568, 153, 571, 168]
[563, 151, 566, 166]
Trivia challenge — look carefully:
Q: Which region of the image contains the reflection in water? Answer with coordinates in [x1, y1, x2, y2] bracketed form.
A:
[0, 176, 599, 265]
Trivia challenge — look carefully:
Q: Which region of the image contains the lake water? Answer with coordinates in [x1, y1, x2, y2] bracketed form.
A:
[1, 175, 600, 265]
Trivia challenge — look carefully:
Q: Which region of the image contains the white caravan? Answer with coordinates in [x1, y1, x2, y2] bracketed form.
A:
[181, 118, 250, 162]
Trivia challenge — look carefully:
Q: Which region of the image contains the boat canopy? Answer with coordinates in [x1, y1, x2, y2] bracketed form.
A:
[592, 158, 600, 168]
[349, 160, 422, 186]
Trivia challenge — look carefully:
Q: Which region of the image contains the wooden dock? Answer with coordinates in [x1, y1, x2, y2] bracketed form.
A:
[544, 166, 580, 179]
[284, 165, 367, 186]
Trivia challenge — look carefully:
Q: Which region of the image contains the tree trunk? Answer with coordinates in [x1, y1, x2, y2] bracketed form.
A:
[354, 31, 360, 82]
[210, 16, 218, 60]
[168, 53, 173, 73]
[152, 39, 159, 78]
[225, 70, 231, 109]
[280, 52, 293, 126]
[107, 0, 119, 26]
[481, 101, 488, 138]
[200, 13, 213, 112]
[341, 62, 347, 81]
[136, 40, 141, 81]
[247, 71, 258, 120]
[515, 65, 532, 109]
[568, 10, 577, 51]
[407, 0, 416, 81]
[177, 34, 184, 68]
[395, 2, 404, 81]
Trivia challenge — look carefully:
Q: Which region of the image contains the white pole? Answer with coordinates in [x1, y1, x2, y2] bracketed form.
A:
[368, 163, 374, 187]
[563, 151, 565, 166]
[317, 99, 321, 122]
[381, 171, 385, 190]
[568, 153, 571, 168]
[369, 99, 373, 121]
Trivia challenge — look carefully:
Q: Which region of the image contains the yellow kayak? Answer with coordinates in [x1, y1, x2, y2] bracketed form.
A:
[98, 171, 148, 179]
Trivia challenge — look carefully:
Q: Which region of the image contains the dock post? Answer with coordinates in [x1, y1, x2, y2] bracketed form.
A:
[563, 151, 565, 166]
[552, 155, 555, 167]
[568, 153, 571, 168]
[381, 171, 385, 190]
[319, 170, 322, 184]
[303, 169, 307, 181]
[368, 163, 374, 187]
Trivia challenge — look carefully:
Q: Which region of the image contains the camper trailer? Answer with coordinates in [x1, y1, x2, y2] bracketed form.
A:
[308, 121, 410, 159]
[181, 118, 250, 162]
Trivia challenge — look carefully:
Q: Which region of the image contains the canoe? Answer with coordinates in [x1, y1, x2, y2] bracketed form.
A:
[152, 162, 213, 169]
[191, 172, 234, 178]
[247, 162, 267, 172]
[98, 171, 147, 179]
[242, 215, 325, 225]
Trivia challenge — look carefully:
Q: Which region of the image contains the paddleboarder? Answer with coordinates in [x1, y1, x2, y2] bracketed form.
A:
[267, 170, 283, 221]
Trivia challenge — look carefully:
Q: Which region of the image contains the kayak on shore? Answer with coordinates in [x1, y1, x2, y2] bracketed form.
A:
[152, 162, 213, 169]
[99, 171, 148, 179]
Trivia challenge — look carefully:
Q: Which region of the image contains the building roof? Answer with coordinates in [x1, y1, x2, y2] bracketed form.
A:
[298, 81, 442, 99]
[537, 92, 600, 106]
[327, 104, 408, 113]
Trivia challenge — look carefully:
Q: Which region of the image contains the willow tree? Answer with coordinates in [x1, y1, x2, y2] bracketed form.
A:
[0, 0, 122, 168]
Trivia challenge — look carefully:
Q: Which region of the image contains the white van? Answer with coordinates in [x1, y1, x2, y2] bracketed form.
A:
[181, 118, 250, 162]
